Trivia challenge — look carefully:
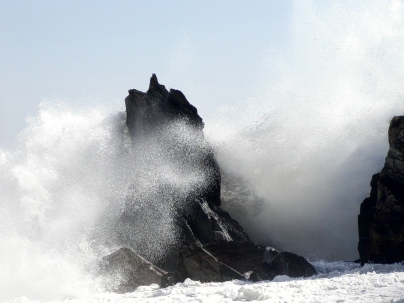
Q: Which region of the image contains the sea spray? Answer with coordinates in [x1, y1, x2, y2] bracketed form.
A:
[115, 119, 219, 262]
[205, 0, 404, 261]
[0, 102, 216, 301]
[0, 105, 117, 300]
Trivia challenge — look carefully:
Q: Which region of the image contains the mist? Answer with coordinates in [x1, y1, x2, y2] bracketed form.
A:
[205, 0, 404, 261]
[0, 103, 218, 300]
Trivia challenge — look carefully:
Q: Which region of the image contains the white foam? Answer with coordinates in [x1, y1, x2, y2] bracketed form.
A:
[6, 262, 403, 303]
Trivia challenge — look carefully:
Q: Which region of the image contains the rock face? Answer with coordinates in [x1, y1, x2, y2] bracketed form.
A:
[102, 74, 316, 290]
[126, 74, 203, 139]
[358, 116, 404, 264]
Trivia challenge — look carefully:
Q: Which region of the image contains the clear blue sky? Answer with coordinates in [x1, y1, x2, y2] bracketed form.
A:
[0, 0, 292, 146]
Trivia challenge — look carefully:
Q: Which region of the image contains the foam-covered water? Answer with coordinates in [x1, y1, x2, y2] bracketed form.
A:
[2, 0, 404, 302]
[6, 262, 404, 303]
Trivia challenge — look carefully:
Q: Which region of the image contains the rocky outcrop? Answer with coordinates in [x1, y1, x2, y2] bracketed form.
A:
[358, 116, 404, 264]
[126, 74, 203, 139]
[99, 248, 174, 293]
[177, 242, 245, 282]
[204, 242, 316, 282]
[101, 74, 316, 291]
[154, 199, 251, 278]
[125, 73, 220, 207]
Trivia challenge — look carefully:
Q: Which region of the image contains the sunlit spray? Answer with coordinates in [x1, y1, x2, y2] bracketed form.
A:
[0, 103, 215, 301]
[206, 0, 404, 261]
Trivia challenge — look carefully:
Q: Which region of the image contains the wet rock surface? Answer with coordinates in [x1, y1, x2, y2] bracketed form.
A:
[358, 116, 404, 264]
[102, 75, 316, 291]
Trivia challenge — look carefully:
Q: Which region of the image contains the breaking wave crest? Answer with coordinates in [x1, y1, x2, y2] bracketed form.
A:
[0, 103, 212, 301]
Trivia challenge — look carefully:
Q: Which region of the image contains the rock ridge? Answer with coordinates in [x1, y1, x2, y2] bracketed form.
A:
[358, 116, 404, 264]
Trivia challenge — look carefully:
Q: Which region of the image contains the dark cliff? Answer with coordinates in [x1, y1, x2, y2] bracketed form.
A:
[358, 116, 404, 264]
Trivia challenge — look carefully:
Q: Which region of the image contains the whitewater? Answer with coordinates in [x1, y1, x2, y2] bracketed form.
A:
[3, 0, 404, 302]
[56, 262, 404, 303]
[5, 262, 404, 302]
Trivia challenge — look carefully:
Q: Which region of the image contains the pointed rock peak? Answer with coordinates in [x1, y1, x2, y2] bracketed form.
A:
[149, 73, 159, 90]
[148, 73, 169, 98]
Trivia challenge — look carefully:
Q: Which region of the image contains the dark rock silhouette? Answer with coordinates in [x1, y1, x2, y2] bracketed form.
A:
[358, 116, 404, 264]
[204, 242, 316, 282]
[126, 74, 203, 139]
[125, 74, 220, 207]
[102, 74, 316, 291]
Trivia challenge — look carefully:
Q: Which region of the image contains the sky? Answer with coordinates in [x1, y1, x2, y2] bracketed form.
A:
[0, 0, 292, 147]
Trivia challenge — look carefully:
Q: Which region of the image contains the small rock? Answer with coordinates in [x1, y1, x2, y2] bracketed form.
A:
[99, 247, 174, 293]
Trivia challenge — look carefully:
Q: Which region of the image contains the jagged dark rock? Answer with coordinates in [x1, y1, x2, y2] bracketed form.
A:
[184, 200, 250, 245]
[263, 251, 317, 278]
[178, 243, 245, 282]
[124, 73, 220, 207]
[202, 243, 315, 282]
[99, 247, 174, 293]
[125, 74, 203, 140]
[358, 116, 404, 264]
[101, 74, 316, 292]
[358, 173, 380, 264]
[249, 246, 317, 282]
[153, 199, 251, 275]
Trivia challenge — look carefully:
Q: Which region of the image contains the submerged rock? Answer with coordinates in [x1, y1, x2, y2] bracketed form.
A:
[102, 75, 316, 291]
[358, 116, 404, 264]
